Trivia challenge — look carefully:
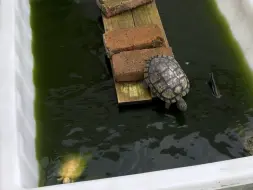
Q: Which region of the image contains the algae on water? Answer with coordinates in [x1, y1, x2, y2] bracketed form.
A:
[31, 0, 253, 187]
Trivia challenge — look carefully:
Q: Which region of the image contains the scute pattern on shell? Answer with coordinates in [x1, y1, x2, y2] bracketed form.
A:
[144, 55, 190, 103]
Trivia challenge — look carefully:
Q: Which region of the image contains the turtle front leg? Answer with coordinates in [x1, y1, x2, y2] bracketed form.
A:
[150, 91, 156, 97]
[142, 80, 149, 89]
[176, 98, 187, 112]
[165, 101, 171, 110]
[143, 80, 156, 98]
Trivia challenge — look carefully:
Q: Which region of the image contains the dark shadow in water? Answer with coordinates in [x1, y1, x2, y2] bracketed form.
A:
[30, 0, 253, 187]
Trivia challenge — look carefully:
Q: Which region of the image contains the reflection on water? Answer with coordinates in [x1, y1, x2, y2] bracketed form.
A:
[31, 0, 253, 187]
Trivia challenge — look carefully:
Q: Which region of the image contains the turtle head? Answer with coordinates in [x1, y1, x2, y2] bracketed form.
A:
[176, 98, 187, 112]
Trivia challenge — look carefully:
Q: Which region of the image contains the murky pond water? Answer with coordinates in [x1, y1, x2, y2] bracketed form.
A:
[31, 0, 253, 186]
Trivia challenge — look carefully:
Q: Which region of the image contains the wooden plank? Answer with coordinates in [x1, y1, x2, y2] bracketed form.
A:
[101, 0, 169, 105]
[114, 82, 151, 105]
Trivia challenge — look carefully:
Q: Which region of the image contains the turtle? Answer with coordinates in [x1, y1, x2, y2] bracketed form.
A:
[57, 152, 92, 184]
[143, 55, 190, 111]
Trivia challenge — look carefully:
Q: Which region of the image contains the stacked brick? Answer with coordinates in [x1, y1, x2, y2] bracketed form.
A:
[111, 47, 173, 82]
[103, 24, 165, 58]
[96, 0, 154, 18]
[97, 0, 174, 83]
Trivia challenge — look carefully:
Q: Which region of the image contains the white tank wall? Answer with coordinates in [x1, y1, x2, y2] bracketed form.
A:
[15, 0, 39, 186]
[215, 0, 253, 70]
[1, 0, 253, 190]
[0, 0, 38, 189]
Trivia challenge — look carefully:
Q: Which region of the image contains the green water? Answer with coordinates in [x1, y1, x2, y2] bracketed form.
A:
[31, 0, 253, 187]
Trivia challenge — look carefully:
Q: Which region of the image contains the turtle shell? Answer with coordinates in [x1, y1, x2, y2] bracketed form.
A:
[144, 55, 190, 103]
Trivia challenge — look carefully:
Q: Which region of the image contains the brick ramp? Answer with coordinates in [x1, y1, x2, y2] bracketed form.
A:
[100, 0, 172, 105]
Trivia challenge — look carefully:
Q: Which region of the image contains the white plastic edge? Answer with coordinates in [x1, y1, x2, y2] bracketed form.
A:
[1, 0, 253, 190]
[215, 0, 253, 70]
[0, 0, 20, 189]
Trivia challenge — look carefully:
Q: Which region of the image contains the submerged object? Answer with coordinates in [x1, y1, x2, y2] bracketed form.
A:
[57, 152, 92, 184]
[208, 72, 222, 98]
[143, 55, 190, 112]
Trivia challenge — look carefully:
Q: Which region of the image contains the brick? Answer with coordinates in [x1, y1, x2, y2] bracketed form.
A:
[103, 24, 165, 58]
[96, 0, 153, 18]
[111, 47, 174, 82]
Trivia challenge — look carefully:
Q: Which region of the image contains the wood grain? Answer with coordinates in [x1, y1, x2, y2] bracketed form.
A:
[101, 0, 170, 104]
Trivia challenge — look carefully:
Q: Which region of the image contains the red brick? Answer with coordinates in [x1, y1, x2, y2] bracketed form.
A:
[96, 0, 153, 18]
[111, 47, 174, 82]
[103, 24, 165, 58]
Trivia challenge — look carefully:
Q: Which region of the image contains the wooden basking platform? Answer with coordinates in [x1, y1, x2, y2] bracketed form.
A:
[100, 0, 170, 105]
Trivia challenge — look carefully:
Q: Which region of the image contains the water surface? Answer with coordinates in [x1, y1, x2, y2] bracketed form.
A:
[30, 0, 253, 186]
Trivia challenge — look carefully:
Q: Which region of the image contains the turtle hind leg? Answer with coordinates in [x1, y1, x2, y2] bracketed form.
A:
[176, 97, 187, 112]
[165, 101, 171, 110]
